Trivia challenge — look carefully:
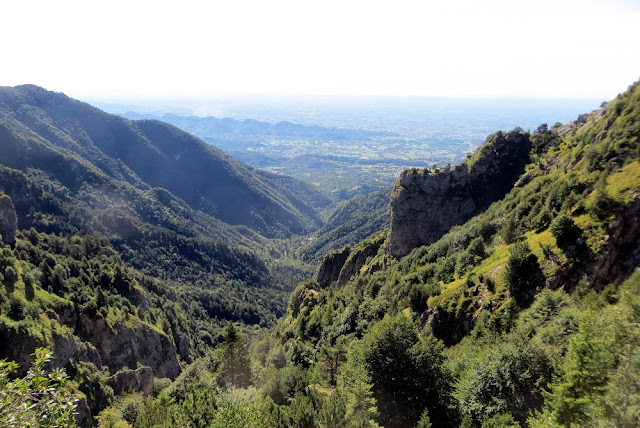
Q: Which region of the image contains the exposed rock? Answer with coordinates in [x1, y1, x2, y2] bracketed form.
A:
[52, 332, 102, 370]
[0, 320, 47, 376]
[74, 311, 181, 379]
[316, 247, 351, 287]
[175, 333, 193, 364]
[74, 397, 92, 428]
[590, 195, 640, 289]
[108, 366, 154, 396]
[555, 108, 605, 136]
[0, 194, 18, 245]
[386, 130, 531, 257]
[336, 236, 384, 286]
[316, 233, 385, 287]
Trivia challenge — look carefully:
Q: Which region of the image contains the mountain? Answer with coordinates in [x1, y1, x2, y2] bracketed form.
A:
[0, 85, 332, 422]
[0, 85, 322, 238]
[121, 112, 395, 142]
[3, 81, 640, 427]
[297, 188, 391, 263]
[221, 81, 639, 427]
[387, 129, 531, 257]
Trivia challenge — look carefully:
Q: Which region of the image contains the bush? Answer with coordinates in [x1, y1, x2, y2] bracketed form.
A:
[4, 266, 17, 289]
[531, 208, 552, 231]
[550, 214, 581, 247]
[8, 294, 25, 320]
[504, 242, 542, 305]
[410, 284, 430, 311]
[0, 348, 76, 427]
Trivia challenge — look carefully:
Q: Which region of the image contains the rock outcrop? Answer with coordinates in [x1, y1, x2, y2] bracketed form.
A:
[336, 236, 384, 286]
[591, 195, 640, 288]
[386, 130, 531, 257]
[108, 366, 154, 396]
[316, 233, 385, 287]
[0, 307, 181, 381]
[74, 312, 181, 379]
[316, 247, 351, 288]
[0, 194, 18, 245]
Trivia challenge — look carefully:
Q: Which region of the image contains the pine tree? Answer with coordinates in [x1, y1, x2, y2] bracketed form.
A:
[220, 322, 252, 388]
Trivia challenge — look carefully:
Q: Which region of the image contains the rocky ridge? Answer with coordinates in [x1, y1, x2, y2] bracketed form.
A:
[386, 129, 531, 257]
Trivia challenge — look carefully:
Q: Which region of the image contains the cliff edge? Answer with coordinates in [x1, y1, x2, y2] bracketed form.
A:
[386, 129, 531, 257]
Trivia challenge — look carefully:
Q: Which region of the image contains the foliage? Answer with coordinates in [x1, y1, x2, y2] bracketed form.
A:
[220, 323, 252, 388]
[549, 214, 581, 248]
[504, 242, 542, 305]
[360, 316, 454, 427]
[0, 348, 76, 427]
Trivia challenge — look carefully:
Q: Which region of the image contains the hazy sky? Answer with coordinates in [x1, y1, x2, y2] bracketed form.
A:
[3, 0, 639, 100]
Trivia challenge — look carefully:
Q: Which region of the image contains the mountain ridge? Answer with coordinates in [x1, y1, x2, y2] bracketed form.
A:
[0, 84, 323, 238]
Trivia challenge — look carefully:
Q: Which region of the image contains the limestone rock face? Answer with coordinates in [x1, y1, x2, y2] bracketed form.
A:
[108, 366, 154, 396]
[0, 194, 18, 245]
[386, 130, 531, 258]
[316, 234, 385, 288]
[337, 237, 384, 286]
[316, 247, 351, 288]
[591, 195, 640, 288]
[75, 312, 181, 379]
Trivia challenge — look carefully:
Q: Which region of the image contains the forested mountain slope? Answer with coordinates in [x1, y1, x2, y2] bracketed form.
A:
[0, 85, 322, 238]
[110, 81, 640, 428]
[0, 85, 330, 423]
[3, 81, 640, 427]
[267, 81, 640, 426]
[297, 188, 391, 263]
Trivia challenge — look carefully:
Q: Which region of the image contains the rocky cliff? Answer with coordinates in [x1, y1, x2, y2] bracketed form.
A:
[0, 306, 181, 381]
[386, 129, 531, 257]
[316, 247, 351, 288]
[0, 194, 18, 245]
[316, 233, 385, 287]
[591, 195, 640, 288]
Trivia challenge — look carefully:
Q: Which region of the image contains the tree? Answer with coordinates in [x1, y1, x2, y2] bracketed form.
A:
[531, 123, 561, 155]
[0, 348, 76, 427]
[455, 339, 554, 424]
[360, 316, 453, 427]
[416, 409, 432, 428]
[549, 214, 581, 248]
[319, 392, 348, 428]
[504, 242, 542, 305]
[220, 322, 252, 388]
[538, 314, 613, 426]
[319, 344, 346, 386]
[338, 354, 378, 427]
[500, 212, 518, 244]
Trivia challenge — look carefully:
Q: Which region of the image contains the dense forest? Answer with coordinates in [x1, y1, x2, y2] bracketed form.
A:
[1, 80, 639, 427]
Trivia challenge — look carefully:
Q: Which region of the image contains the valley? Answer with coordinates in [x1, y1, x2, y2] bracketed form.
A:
[114, 97, 597, 202]
[0, 82, 639, 427]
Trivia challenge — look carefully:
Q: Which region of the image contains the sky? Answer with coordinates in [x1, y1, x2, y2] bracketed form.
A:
[2, 0, 640, 101]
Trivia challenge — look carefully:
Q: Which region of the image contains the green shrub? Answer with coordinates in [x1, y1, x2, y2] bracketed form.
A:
[531, 208, 552, 231]
[8, 294, 25, 320]
[0, 348, 76, 427]
[550, 214, 581, 247]
[504, 242, 542, 305]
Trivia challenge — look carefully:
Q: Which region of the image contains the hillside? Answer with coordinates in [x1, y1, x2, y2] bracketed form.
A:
[0, 85, 322, 238]
[2, 81, 639, 427]
[297, 188, 391, 263]
[96, 80, 640, 428]
[271, 81, 640, 426]
[0, 85, 330, 423]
